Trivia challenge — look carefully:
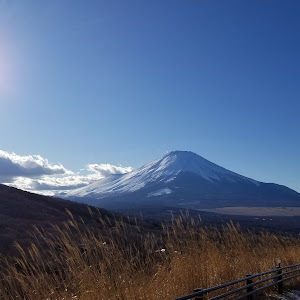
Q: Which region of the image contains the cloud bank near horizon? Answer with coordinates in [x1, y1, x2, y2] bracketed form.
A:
[0, 150, 133, 195]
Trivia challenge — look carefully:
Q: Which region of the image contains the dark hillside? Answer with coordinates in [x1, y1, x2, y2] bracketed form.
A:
[0, 184, 116, 254]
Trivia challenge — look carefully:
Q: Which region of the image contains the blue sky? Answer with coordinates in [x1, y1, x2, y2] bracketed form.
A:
[0, 0, 299, 193]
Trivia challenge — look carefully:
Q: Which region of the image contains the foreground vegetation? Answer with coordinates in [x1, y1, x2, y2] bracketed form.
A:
[1, 209, 300, 300]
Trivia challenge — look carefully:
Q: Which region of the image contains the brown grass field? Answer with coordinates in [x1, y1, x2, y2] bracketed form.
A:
[1, 209, 300, 300]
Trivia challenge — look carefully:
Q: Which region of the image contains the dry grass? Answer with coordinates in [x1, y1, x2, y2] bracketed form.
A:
[1, 209, 300, 300]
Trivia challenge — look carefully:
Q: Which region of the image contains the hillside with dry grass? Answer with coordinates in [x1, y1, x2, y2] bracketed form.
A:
[0, 184, 122, 255]
[1, 209, 300, 300]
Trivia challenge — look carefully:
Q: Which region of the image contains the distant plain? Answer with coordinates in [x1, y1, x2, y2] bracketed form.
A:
[199, 207, 300, 216]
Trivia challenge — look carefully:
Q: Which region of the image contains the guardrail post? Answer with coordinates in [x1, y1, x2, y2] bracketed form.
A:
[194, 288, 203, 300]
[277, 264, 283, 294]
[246, 274, 254, 300]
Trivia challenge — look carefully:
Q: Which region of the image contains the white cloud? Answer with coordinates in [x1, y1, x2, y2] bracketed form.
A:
[0, 150, 133, 195]
[87, 163, 133, 177]
[0, 150, 71, 182]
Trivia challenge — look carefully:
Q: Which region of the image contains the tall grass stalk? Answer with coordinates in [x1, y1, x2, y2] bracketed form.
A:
[1, 210, 300, 299]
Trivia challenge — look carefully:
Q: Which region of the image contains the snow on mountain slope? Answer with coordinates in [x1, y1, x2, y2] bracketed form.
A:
[66, 151, 259, 199]
[147, 188, 173, 197]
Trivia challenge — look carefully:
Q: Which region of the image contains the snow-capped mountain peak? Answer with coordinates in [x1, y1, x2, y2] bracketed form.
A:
[63, 151, 300, 212]
[126, 150, 258, 184]
[65, 151, 258, 199]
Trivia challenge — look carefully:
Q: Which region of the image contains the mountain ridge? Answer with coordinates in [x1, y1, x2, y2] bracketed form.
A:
[63, 151, 300, 211]
[66, 151, 259, 198]
[0, 184, 118, 254]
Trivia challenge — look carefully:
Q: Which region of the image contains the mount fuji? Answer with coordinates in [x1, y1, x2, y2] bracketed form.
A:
[64, 151, 300, 211]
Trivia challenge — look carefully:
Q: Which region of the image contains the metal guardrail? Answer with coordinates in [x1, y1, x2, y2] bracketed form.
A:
[175, 263, 300, 300]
